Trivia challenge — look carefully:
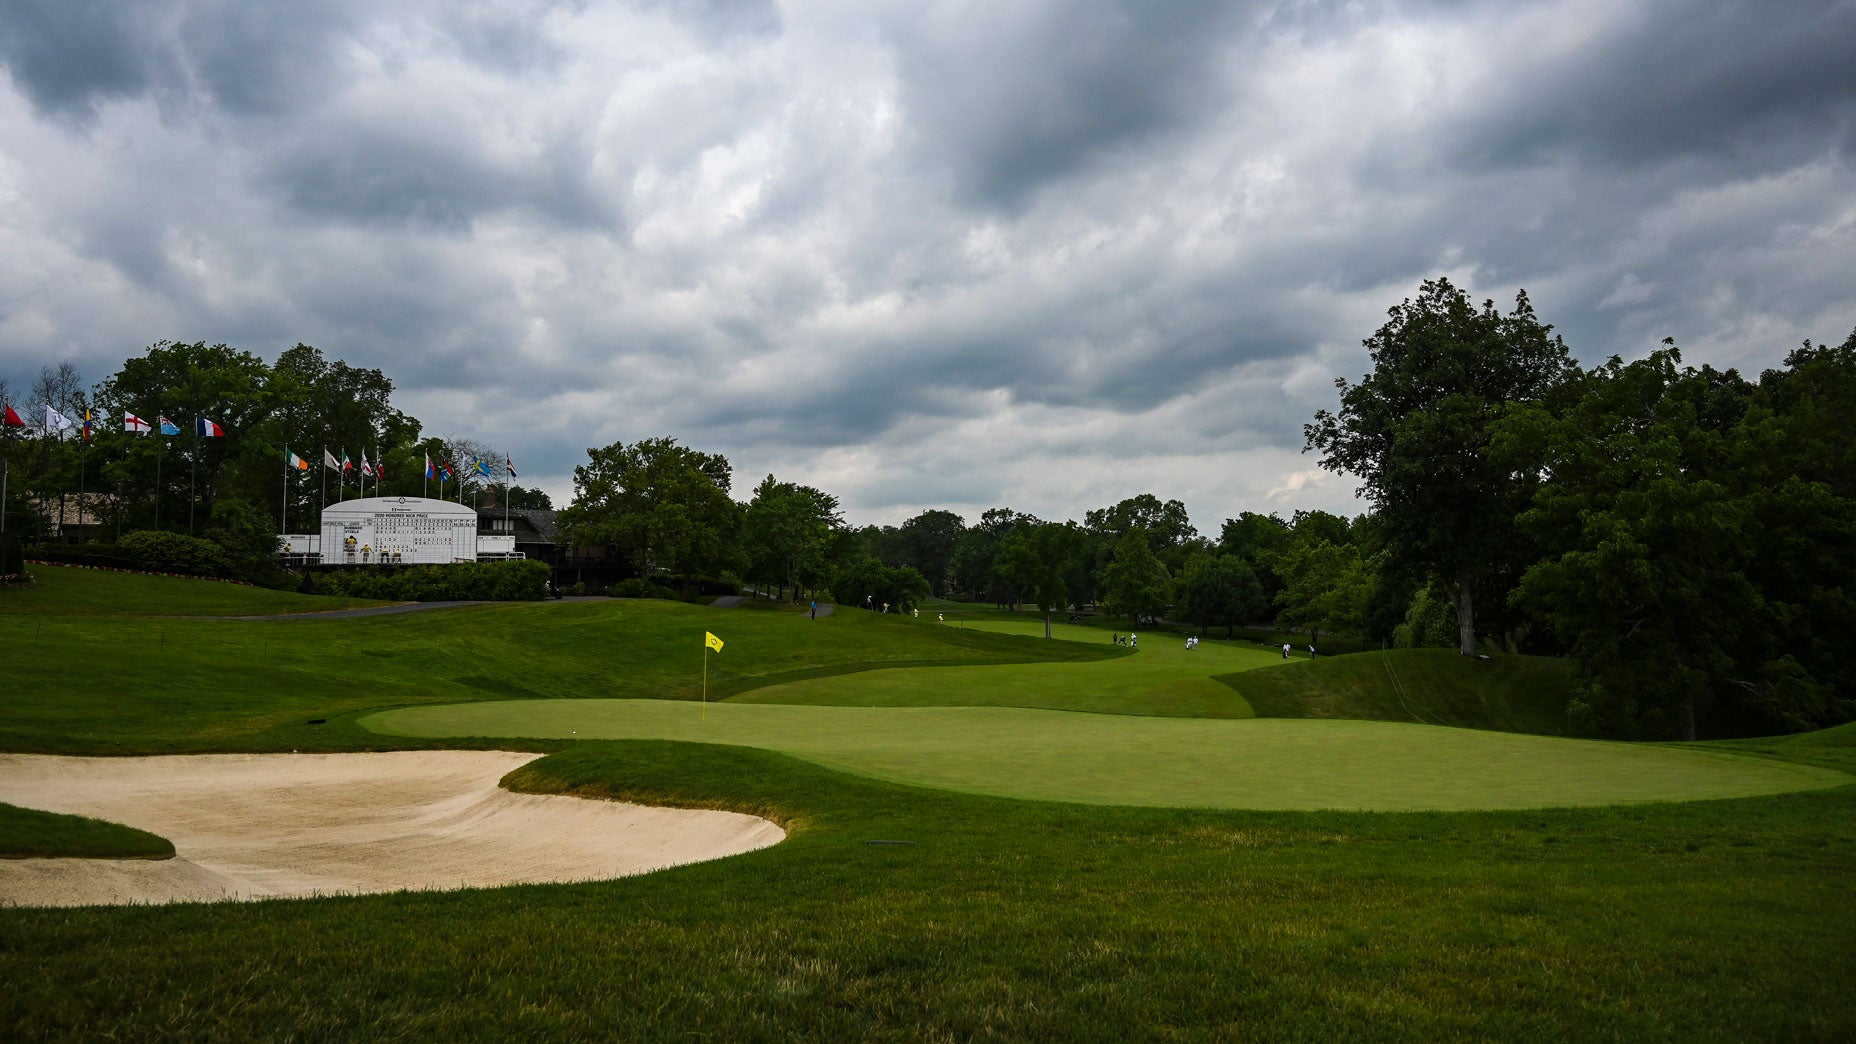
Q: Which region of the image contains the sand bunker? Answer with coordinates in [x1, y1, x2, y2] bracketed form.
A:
[0, 751, 784, 908]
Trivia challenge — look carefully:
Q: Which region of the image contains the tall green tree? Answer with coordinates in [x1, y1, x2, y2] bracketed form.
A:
[1497, 338, 1856, 738]
[1273, 537, 1374, 646]
[1305, 278, 1576, 655]
[893, 510, 966, 595]
[558, 437, 740, 594]
[741, 475, 842, 601]
[1178, 553, 1265, 637]
[1100, 528, 1171, 625]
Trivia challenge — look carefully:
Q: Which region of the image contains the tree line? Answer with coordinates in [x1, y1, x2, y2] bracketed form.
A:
[0, 341, 552, 568]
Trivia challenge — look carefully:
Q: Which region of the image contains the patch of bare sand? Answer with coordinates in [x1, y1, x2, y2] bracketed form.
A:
[0, 751, 784, 907]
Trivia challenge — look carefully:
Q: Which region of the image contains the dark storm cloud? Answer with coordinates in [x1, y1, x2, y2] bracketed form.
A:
[892, 3, 1250, 210]
[1457, 1, 1856, 174]
[4, 0, 1854, 525]
[0, 1, 169, 117]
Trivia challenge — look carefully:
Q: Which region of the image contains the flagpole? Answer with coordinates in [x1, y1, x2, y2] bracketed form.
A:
[702, 644, 708, 721]
[188, 417, 197, 536]
[154, 423, 162, 532]
[282, 446, 290, 538]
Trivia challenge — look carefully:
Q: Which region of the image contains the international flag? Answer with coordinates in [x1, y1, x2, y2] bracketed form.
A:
[474, 457, 493, 479]
[340, 451, 353, 473]
[158, 416, 181, 436]
[705, 631, 724, 653]
[287, 449, 309, 471]
[425, 454, 434, 480]
[374, 457, 384, 481]
[124, 411, 151, 433]
[197, 417, 224, 437]
[2, 402, 24, 428]
[323, 448, 341, 472]
[82, 409, 93, 441]
[360, 451, 374, 477]
[504, 455, 518, 478]
[44, 406, 72, 432]
[438, 460, 454, 481]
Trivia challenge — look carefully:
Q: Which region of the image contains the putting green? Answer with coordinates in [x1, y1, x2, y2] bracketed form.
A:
[734, 619, 1272, 717]
[362, 700, 1851, 811]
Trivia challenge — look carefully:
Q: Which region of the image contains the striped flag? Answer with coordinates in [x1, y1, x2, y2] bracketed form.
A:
[197, 417, 225, 437]
[287, 449, 310, 471]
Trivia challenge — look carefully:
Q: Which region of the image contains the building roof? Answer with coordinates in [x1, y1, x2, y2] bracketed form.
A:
[477, 507, 558, 544]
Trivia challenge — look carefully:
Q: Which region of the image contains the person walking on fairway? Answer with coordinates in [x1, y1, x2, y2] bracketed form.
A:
[1282, 643, 1290, 659]
[810, 600, 817, 619]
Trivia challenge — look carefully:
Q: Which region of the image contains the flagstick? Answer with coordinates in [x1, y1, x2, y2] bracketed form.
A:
[702, 646, 708, 721]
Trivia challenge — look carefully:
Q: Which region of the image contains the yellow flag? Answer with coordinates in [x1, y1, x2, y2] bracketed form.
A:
[705, 631, 724, 653]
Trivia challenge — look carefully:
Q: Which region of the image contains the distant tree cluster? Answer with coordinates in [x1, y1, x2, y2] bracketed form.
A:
[1308, 278, 1856, 740]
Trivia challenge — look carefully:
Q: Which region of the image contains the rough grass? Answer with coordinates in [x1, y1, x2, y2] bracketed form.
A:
[0, 801, 174, 860]
[0, 563, 394, 617]
[2, 570, 1853, 1037]
[1, 741, 1851, 1040]
[0, 579, 1117, 755]
[1224, 647, 1574, 734]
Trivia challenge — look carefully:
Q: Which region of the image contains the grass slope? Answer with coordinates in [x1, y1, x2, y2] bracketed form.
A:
[1225, 647, 1574, 734]
[2, 741, 1851, 1039]
[1, 563, 394, 617]
[3, 570, 1854, 1037]
[735, 617, 1264, 717]
[0, 801, 174, 859]
[0, 576, 1117, 754]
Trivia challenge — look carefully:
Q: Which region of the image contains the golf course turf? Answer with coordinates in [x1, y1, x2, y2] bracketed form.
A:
[4, 566, 1854, 1039]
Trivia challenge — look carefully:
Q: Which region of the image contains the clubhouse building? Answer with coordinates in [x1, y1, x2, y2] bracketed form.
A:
[282, 495, 542, 566]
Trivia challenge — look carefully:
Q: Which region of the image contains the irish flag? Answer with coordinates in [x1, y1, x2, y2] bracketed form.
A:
[287, 449, 309, 471]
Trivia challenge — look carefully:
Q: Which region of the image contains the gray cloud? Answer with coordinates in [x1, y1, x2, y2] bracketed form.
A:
[4, 0, 1854, 529]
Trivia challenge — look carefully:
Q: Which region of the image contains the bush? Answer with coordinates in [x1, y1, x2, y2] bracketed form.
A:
[610, 577, 680, 600]
[313, 560, 549, 601]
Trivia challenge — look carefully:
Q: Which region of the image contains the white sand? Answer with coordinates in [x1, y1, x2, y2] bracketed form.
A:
[0, 750, 784, 907]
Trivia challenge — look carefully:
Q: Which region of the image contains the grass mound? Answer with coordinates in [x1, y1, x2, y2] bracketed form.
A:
[0, 801, 174, 860]
[0, 571, 1118, 754]
[366, 699, 1849, 811]
[1223, 648, 1574, 734]
[0, 563, 393, 617]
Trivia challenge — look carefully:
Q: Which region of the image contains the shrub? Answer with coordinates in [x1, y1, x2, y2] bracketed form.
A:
[116, 531, 234, 576]
[610, 577, 680, 600]
[313, 560, 549, 601]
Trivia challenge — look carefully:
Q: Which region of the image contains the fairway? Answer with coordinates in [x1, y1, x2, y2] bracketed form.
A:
[736, 618, 1271, 717]
[363, 700, 1849, 811]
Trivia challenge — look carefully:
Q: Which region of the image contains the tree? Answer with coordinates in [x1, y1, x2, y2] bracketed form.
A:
[741, 475, 842, 601]
[995, 521, 1087, 637]
[557, 437, 740, 594]
[1274, 537, 1373, 645]
[1497, 338, 1856, 738]
[1305, 278, 1576, 655]
[894, 510, 966, 595]
[1100, 528, 1171, 624]
[1178, 554, 1265, 637]
[832, 558, 929, 614]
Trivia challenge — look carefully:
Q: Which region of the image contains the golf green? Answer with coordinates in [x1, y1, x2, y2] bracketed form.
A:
[362, 700, 1849, 811]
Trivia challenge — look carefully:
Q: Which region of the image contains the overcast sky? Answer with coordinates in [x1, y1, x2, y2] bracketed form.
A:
[2, 0, 1852, 532]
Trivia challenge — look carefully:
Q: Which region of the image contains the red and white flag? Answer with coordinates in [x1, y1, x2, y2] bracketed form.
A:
[124, 412, 151, 433]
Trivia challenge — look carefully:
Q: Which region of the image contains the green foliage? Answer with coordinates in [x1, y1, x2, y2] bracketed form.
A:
[1273, 537, 1373, 642]
[1177, 554, 1265, 636]
[0, 532, 24, 578]
[558, 437, 740, 591]
[831, 557, 929, 613]
[892, 509, 966, 595]
[1393, 586, 1459, 648]
[115, 530, 235, 575]
[1497, 338, 1856, 738]
[1306, 278, 1577, 654]
[1100, 528, 1170, 623]
[740, 475, 841, 600]
[609, 577, 680, 600]
[312, 560, 550, 602]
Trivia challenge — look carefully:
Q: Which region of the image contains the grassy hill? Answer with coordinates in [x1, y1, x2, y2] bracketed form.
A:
[2, 566, 1853, 1038]
[0, 565, 1118, 754]
[0, 562, 395, 617]
[1222, 648, 1574, 734]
